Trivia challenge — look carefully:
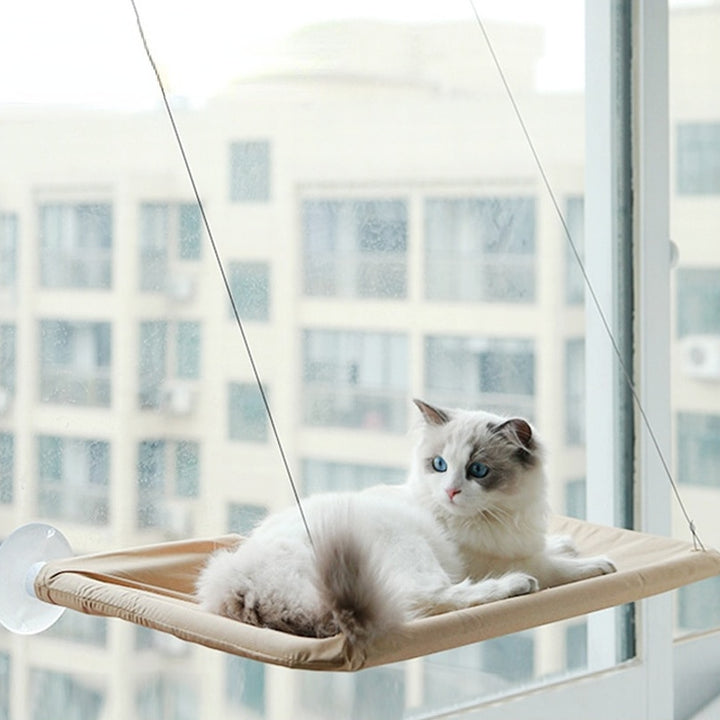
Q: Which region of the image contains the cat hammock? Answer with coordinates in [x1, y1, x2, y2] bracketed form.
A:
[14, 515, 720, 672]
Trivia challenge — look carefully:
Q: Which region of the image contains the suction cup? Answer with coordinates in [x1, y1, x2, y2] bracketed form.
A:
[0, 523, 72, 634]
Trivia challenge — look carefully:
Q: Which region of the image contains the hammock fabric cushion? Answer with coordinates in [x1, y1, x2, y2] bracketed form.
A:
[34, 516, 720, 672]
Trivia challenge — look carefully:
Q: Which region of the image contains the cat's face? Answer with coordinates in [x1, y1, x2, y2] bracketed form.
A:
[410, 399, 546, 520]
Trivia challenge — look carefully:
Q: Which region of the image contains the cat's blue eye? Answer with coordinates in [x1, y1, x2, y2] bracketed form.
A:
[468, 462, 490, 479]
[432, 456, 448, 473]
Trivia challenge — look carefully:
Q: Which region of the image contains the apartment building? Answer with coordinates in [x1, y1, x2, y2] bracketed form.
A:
[0, 7, 718, 719]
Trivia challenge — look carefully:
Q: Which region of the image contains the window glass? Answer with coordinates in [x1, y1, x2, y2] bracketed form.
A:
[37, 436, 110, 525]
[0, 1, 656, 718]
[302, 199, 408, 298]
[670, 4, 720, 637]
[230, 140, 271, 202]
[424, 197, 535, 302]
[39, 203, 112, 289]
[0, 212, 18, 289]
[39, 320, 112, 406]
[676, 122, 720, 195]
[303, 329, 408, 432]
[0, 323, 15, 396]
[425, 336, 535, 419]
[228, 262, 270, 321]
[228, 383, 268, 442]
[0, 432, 13, 504]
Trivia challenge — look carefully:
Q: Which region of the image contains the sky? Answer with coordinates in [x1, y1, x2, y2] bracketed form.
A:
[0, 0, 585, 109]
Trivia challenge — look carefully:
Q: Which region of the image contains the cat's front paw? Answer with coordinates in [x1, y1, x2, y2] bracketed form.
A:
[592, 556, 617, 575]
[502, 571, 540, 598]
[577, 555, 617, 579]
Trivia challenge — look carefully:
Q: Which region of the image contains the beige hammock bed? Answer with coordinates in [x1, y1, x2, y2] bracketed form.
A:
[32, 515, 720, 672]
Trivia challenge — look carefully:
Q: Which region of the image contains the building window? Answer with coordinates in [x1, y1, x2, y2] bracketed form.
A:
[564, 478, 586, 520]
[0, 212, 18, 289]
[676, 122, 720, 195]
[139, 202, 201, 292]
[45, 611, 107, 647]
[139, 321, 167, 408]
[139, 321, 200, 409]
[175, 441, 200, 498]
[227, 502, 268, 535]
[565, 621, 588, 671]
[137, 439, 199, 529]
[676, 267, 720, 337]
[228, 262, 270, 321]
[39, 203, 112, 289]
[176, 321, 201, 379]
[0, 323, 15, 398]
[678, 577, 720, 631]
[136, 676, 198, 720]
[303, 329, 408, 432]
[30, 669, 104, 720]
[421, 633, 534, 709]
[564, 196, 585, 305]
[0, 652, 8, 720]
[230, 140, 271, 202]
[302, 199, 408, 298]
[565, 338, 585, 445]
[424, 196, 535, 303]
[39, 320, 111, 407]
[676, 412, 720, 487]
[0, 433, 13, 504]
[228, 383, 268, 442]
[137, 439, 165, 529]
[226, 656, 266, 716]
[302, 458, 405, 495]
[37, 436, 110, 526]
[425, 335, 535, 419]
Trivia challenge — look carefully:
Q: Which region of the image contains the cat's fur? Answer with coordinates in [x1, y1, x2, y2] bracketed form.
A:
[196, 399, 616, 653]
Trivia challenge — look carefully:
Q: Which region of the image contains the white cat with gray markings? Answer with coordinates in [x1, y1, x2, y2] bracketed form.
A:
[196, 399, 616, 652]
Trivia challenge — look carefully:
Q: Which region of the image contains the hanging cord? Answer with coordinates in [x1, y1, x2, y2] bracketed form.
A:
[128, 0, 314, 549]
[468, 2, 704, 551]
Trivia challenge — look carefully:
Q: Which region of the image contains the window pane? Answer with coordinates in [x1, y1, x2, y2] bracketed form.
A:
[671, 6, 720, 637]
[676, 122, 720, 195]
[0, 432, 13, 503]
[39, 203, 113, 289]
[39, 320, 112, 406]
[230, 140, 271, 202]
[424, 197, 535, 302]
[37, 436, 110, 525]
[228, 383, 268, 442]
[176, 321, 201, 379]
[228, 262, 270, 321]
[302, 199, 408, 298]
[0, 212, 18, 289]
[179, 203, 202, 260]
[303, 329, 408, 432]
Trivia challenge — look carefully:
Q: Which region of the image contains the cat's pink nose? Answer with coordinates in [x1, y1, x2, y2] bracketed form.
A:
[446, 487, 461, 501]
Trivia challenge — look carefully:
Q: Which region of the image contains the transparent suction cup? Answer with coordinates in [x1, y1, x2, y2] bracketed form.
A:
[0, 523, 72, 634]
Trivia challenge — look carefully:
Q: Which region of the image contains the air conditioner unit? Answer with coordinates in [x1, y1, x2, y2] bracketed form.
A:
[680, 335, 720, 380]
[165, 274, 195, 302]
[161, 382, 195, 416]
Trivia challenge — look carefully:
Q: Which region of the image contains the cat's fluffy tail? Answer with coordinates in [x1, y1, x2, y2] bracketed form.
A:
[312, 506, 406, 655]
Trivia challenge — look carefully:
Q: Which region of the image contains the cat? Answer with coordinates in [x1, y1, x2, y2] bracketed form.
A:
[196, 399, 616, 653]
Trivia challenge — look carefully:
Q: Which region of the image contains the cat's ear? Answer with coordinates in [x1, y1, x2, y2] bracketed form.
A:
[494, 418, 534, 450]
[413, 399, 451, 426]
